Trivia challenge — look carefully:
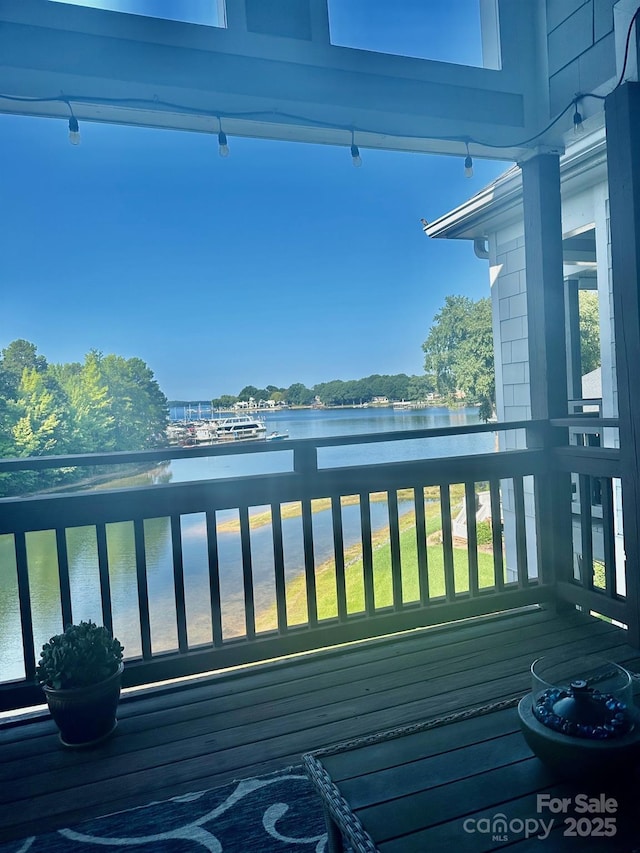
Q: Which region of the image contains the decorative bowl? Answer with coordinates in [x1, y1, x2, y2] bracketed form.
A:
[518, 655, 640, 780]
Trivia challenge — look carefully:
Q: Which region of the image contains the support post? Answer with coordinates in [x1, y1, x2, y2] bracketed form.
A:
[605, 82, 640, 646]
[521, 155, 573, 590]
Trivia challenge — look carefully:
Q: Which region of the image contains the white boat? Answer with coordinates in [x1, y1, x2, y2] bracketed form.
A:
[265, 430, 289, 441]
[215, 415, 267, 441]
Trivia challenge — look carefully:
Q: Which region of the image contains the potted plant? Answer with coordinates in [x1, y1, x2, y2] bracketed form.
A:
[36, 620, 125, 748]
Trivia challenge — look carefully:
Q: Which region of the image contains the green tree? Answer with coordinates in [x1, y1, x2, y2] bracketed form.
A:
[238, 385, 260, 402]
[579, 290, 601, 375]
[422, 296, 495, 420]
[213, 394, 238, 408]
[407, 374, 435, 401]
[55, 352, 116, 452]
[286, 382, 314, 406]
[0, 339, 47, 399]
[97, 354, 168, 449]
[13, 367, 67, 456]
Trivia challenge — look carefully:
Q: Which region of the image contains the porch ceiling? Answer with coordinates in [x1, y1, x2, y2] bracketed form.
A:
[0, 0, 572, 161]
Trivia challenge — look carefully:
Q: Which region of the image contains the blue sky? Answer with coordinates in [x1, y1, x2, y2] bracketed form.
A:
[1, 1, 509, 401]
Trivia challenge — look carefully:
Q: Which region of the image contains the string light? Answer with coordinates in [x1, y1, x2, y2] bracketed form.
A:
[573, 99, 584, 134]
[217, 120, 229, 157]
[464, 142, 473, 178]
[3, 8, 639, 157]
[68, 115, 80, 145]
[350, 131, 362, 167]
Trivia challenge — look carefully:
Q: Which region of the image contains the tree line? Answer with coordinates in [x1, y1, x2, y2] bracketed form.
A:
[0, 339, 168, 494]
[187, 292, 599, 420]
[172, 373, 436, 410]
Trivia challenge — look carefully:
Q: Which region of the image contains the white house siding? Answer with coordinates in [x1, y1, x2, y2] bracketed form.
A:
[546, 0, 617, 114]
[489, 226, 536, 582]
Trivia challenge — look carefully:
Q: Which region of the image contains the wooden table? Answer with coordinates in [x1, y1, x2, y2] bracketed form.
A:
[303, 697, 640, 852]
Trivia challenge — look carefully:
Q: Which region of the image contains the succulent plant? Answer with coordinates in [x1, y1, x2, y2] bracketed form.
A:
[36, 620, 124, 690]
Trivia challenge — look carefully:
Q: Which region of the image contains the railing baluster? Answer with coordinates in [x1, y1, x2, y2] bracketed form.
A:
[388, 490, 403, 610]
[301, 499, 318, 627]
[15, 532, 36, 682]
[95, 523, 113, 634]
[55, 527, 73, 627]
[465, 482, 480, 596]
[490, 480, 505, 591]
[331, 496, 347, 622]
[170, 515, 188, 653]
[578, 474, 594, 589]
[360, 493, 375, 615]
[271, 503, 288, 634]
[414, 487, 429, 605]
[600, 477, 616, 596]
[441, 485, 456, 600]
[239, 506, 256, 640]
[133, 519, 153, 660]
[206, 511, 223, 647]
[513, 476, 529, 587]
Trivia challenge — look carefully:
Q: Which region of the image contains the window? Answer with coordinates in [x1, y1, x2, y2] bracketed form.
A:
[327, 0, 485, 67]
[48, 0, 225, 28]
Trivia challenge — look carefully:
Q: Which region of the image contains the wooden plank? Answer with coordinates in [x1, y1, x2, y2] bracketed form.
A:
[490, 480, 505, 590]
[360, 493, 375, 616]
[95, 523, 113, 633]
[600, 477, 617, 596]
[555, 580, 629, 623]
[14, 532, 36, 682]
[553, 445, 621, 478]
[133, 519, 152, 660]
[206, 511, 223, 647]
[465, 482, 480, 596]
[332, 496, 348, 622]
[578, 474, 594, 588]
[170, 515, 188, 653]
[440, 486, 455, 600]
[387, 490, 403, 610]
[55, 527, 73, 627]
[413, 488, 429, 605]
[238, 505, 256, 640]
[301, 499, 318, 627]
[270, 503, 288, 633]
[512, 476, 528, 586]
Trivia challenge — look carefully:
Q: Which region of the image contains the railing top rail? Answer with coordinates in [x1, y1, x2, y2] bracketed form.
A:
[0, 418, 541, 473]
[549, 417, 619, 428]
[0, 448, 546, 532]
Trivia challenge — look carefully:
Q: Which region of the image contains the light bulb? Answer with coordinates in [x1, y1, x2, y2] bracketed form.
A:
[464, 154, 473, 178]
[573, 107, 584, 135]
[68, 116, 80, 145]
[218, 130, 229, 157]
[350, 144, 362, 167]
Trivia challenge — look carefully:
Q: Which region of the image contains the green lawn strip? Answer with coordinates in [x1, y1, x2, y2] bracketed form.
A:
[255, 514, 497, 631]
[218, 484, 466, 534]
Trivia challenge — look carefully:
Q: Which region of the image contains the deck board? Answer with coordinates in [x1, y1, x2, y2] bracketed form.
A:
[1, 605, 639, 843]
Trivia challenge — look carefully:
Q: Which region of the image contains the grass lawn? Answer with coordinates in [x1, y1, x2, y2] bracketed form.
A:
[255, 502, 500, 631]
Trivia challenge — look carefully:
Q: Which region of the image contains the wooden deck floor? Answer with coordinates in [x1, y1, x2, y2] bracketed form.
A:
[1, 605, 639, 844]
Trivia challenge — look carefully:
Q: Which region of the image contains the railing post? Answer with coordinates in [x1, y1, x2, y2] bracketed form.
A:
[605, 82, 640, 646]
[521, 155, 573, 592]
[294, 444, 318, 475]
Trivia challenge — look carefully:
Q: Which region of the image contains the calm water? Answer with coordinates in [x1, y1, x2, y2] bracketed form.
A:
[1, 407, 491, 682]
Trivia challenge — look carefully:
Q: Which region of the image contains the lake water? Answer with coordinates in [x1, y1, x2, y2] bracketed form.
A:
[1, 407, 491, 683]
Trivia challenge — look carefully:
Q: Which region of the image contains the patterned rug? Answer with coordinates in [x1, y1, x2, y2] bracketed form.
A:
[2, 767, 329, 853]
